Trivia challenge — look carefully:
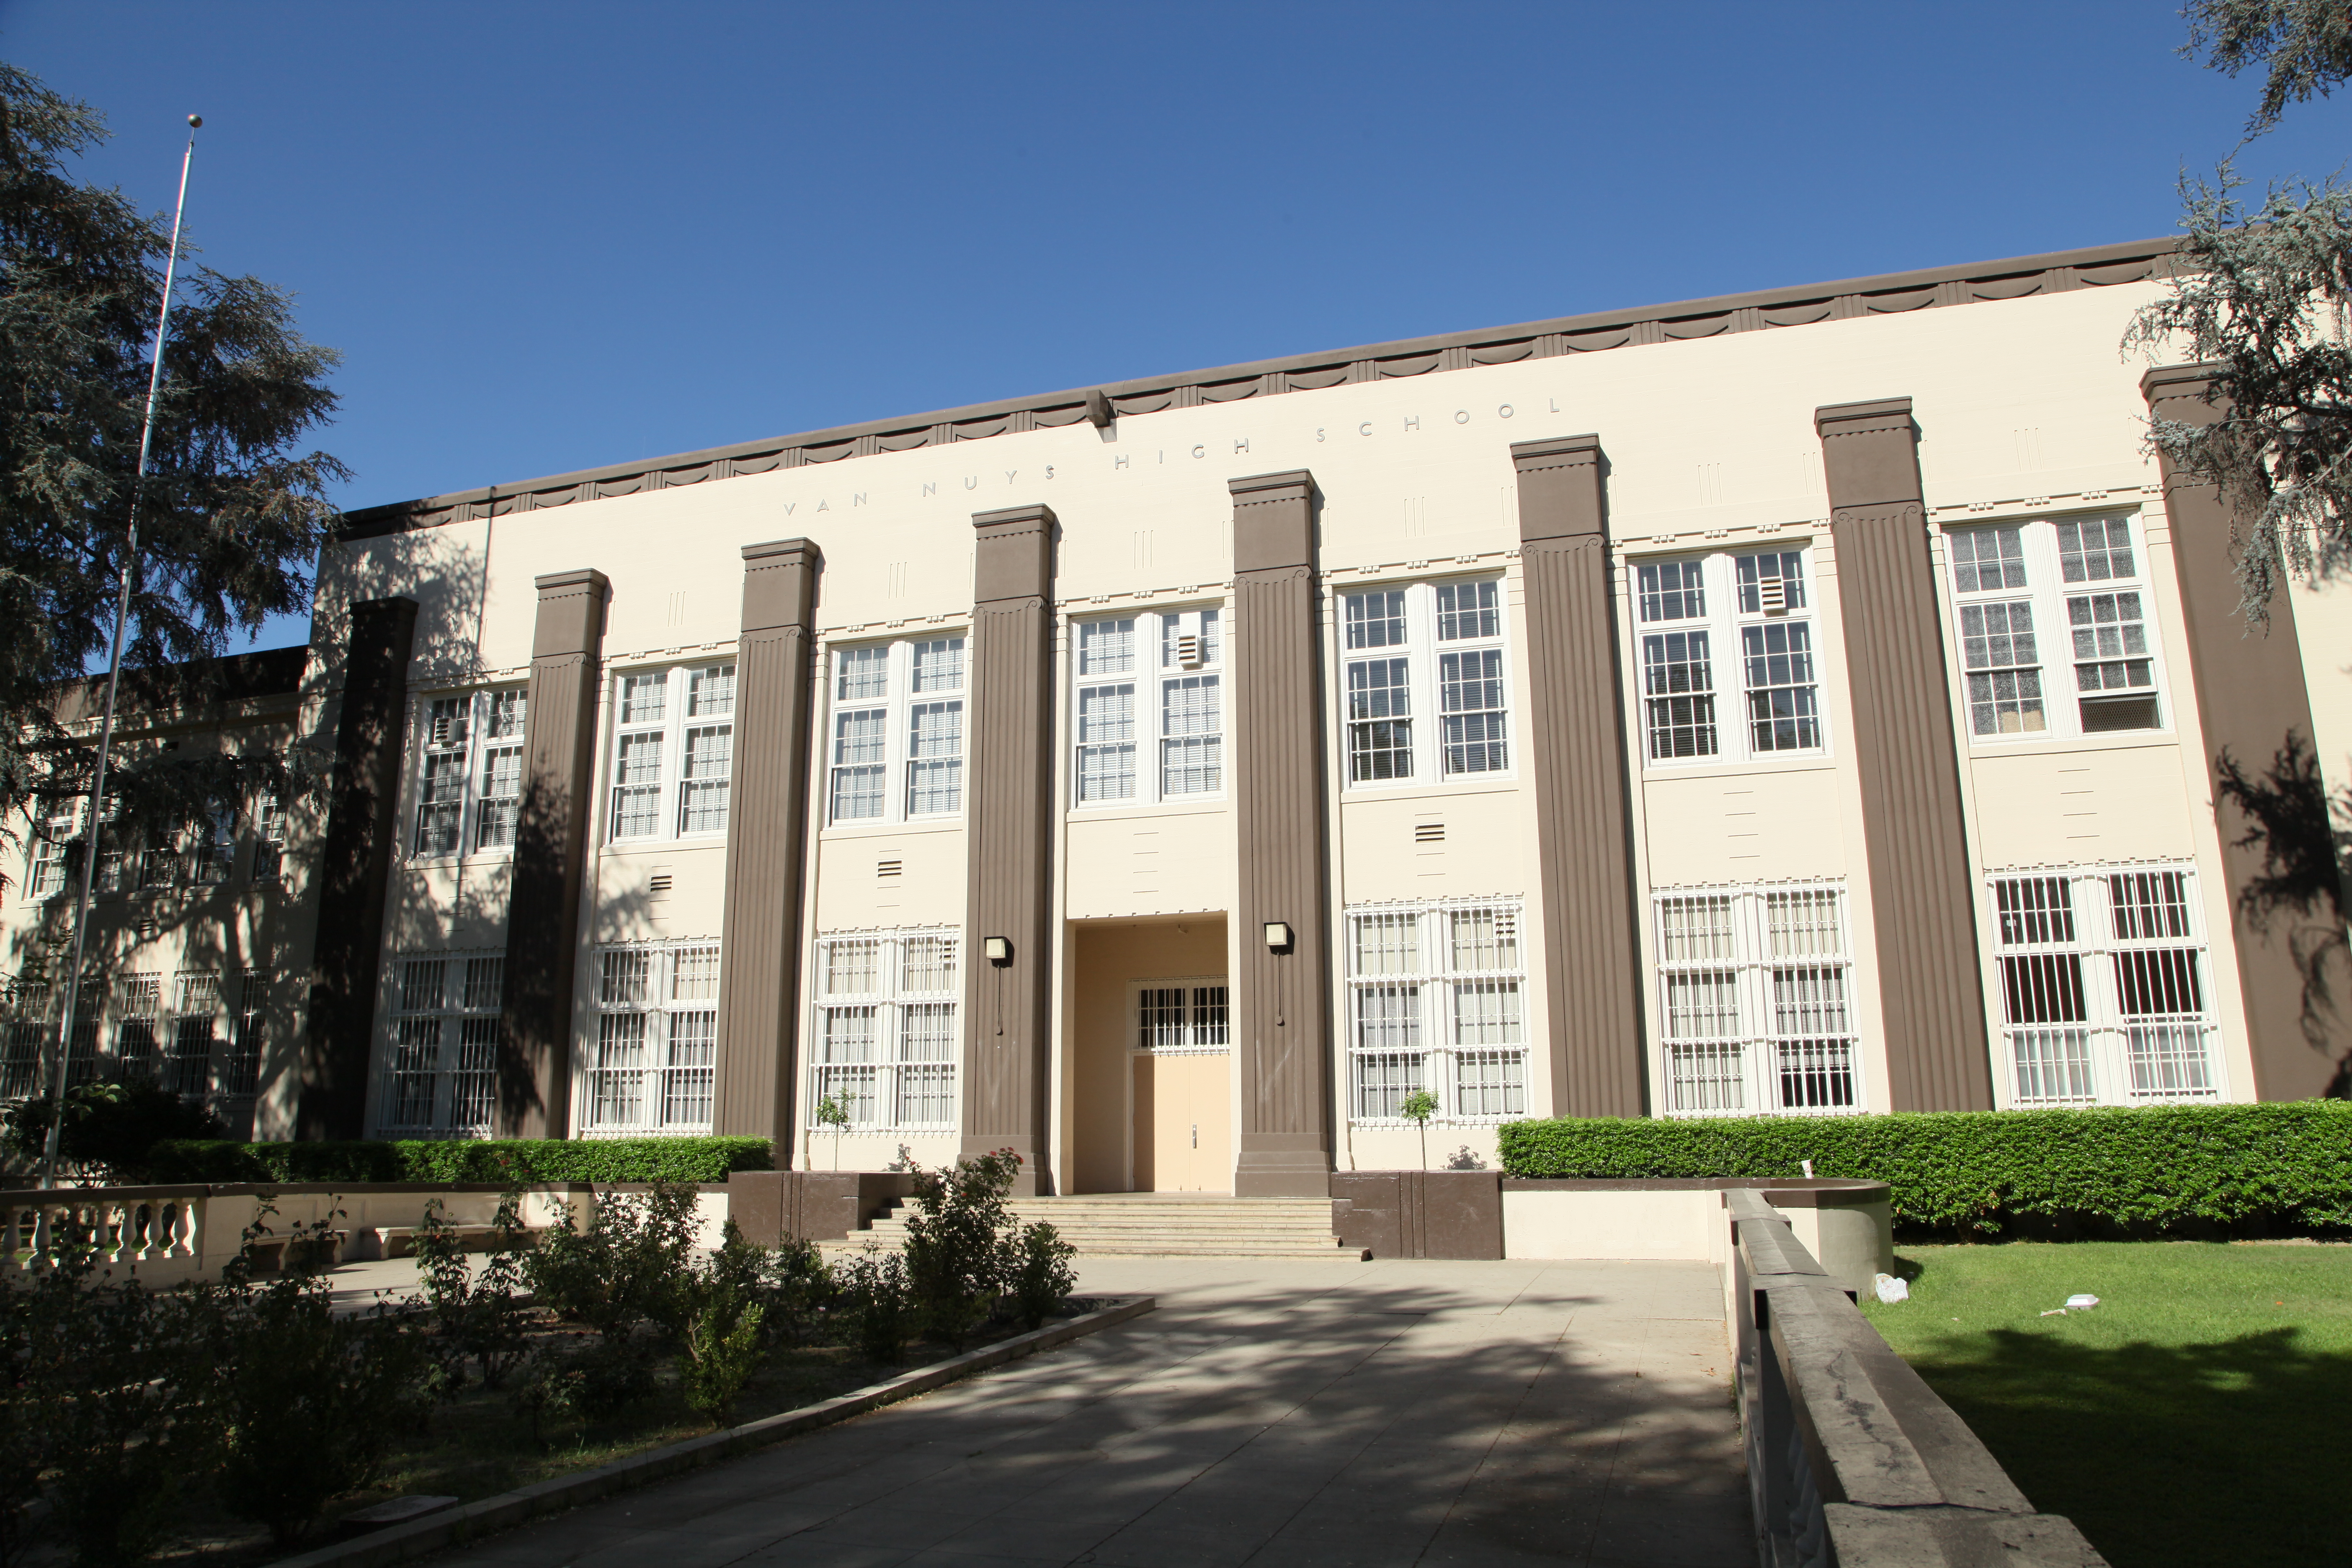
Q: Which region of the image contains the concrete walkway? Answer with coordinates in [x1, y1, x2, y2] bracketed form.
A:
[419, 1256, 1748, 1568]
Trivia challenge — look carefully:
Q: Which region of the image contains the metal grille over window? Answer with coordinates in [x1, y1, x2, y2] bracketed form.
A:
[827, 638, 966, 825]
[221, 970, 266, 1101]
[411, 686, 527, 857]
[578, 942, 720, 1136]
[1987, 865, 2217, 1104]
[1135, 981, 1230, 1054]
[1073, 608, 1225, 807]
[809, 928, 960, 1132]
[1345, 900, 1525, 1123]
[0, 981, 47, 1100]
[1651, 884, 1857, 1117]
[1342, 580, 1508, 787]
[378, 953, 506, 1136]
[1947, 514, 2165, 739]
[164, 973, 221, 1098]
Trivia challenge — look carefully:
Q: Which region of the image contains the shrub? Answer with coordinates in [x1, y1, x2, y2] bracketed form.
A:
[836, 1246, 916, 1364]
[141, 1135, 771, 1186]
[3, 1082, 223, 1182]
[1496, 1101, 2352, 1234]
[902, 1149, 1020, 1349]
[1008, 1221, 1077, 1330]
[413, 1192, 531, 1389]
[681, 1292, 766, 1428]
[756, 1236, 834, 1343]
[525, 1183, 701, 1342]
[213, 1249, 434, 1545]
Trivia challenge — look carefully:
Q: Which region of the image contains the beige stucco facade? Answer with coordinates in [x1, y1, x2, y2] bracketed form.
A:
[8, 235, 2344, 1184]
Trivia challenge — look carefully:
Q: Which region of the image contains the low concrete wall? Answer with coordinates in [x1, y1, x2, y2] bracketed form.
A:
[1332, 1171, 1501, 1259]
[727, 1171, 915, 1244]
[1501, 1179, 1893, 1295]
[1730, 1189, 2106, 1564]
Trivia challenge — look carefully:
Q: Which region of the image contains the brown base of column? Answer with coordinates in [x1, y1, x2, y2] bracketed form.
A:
[961, 1133, 1050, 1196]
[1234, 1133, 1331, 1197]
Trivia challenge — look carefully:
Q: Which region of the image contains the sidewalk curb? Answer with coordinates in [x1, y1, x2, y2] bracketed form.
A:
[269, 1295, 1156, 1568]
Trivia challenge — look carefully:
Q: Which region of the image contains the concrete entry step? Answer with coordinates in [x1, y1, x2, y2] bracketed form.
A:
[825, 1194, 1370, 1259]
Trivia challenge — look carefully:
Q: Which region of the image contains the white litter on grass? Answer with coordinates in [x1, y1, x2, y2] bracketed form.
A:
[2040, 1308, 2068, 1317]
[2066, 1294, 2099, 1310]
[1873, 1273, 1909, 1303]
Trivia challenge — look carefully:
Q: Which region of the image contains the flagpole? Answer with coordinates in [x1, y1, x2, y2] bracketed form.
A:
[34, 114, 202, 1193]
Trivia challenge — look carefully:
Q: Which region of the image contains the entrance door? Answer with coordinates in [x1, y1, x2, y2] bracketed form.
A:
[1131, 980, 1230, 1192]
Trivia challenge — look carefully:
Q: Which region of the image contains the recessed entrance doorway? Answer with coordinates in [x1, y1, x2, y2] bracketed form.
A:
[1068, 917, 1230, 1193]
[1131, 980, 1230, 1192]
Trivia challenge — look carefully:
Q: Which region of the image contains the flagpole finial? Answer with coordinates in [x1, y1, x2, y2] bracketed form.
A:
[187, 115, 201, 128]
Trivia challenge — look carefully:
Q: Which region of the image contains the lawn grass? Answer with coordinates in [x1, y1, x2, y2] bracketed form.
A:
[1859, 1241, 2352, 1568]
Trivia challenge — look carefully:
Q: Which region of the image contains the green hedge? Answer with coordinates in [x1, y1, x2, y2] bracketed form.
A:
[1496, 1103, 2352, 1233]
[142, 1136, 772, 1186]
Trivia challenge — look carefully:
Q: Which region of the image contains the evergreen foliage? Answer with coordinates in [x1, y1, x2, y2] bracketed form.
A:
[0, 63, 344, 851]
[138, 1134, 772, 1184]
[1496, 1102, 2352, 1234]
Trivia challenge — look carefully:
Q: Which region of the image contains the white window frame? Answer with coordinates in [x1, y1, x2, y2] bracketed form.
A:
[1131, 977, 1230, 1055]
[808, 927, 961, 1132]
[1630, 546, 1828, 769]
[606, 664, 737, 845]
[1941, 512, 2172, 745]
[823, 636, 969, 827]
[378, 951, 506, 1137]
[1070, 607, 1226, 809]
[1650, 881, 1862, 1117]
[410, 686, 529, 860]
[578, 939, 722, 1136]
[1986, 863, 2221, 1107]
[23, 802, 75, 900]
[1338, 579, 1514, 792]
[1344, 897, 1529, 1124]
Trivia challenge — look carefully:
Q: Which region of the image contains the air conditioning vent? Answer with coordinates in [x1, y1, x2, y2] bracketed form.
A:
[134, 918, 158, 941]
[1176, 633, 1204, 669]
[877, 857, 903, 879]
[1414, 822, 1445, 844]
[648, 873, 673, 896]
[1759, 576, 1788, 616]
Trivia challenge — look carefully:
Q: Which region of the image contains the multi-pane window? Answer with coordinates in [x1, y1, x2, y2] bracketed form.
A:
[609, 665, 735, 842]
[1135, 981, 1230, 1053]
[114, 976, 163, 1082]
[1635, 549, 1823, 765]
[162, 973, 221, 1098]
[1651, 883, 1858, 1116]
[0, 981, 45, 1099]
[411, 688, 528, 856]
[1345, 900, 1527, 1122]
[826, 638, 967, 825]
[1340, 580, 1511, 787]
[1988, 865, 2218, 1105]
[219, 970, 266, 1100]
[378, 954, 505, 1136]
[25, 806, 73, 898]
[809, 928, 960, 1131]
[580, 942, 721, 1135]
[1944, 515, 2166, 740]
[1073, 609, 1225, 807]
[253, 794, 286, 883]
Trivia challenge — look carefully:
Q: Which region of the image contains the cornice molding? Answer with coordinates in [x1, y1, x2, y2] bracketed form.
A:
[341, 236, 2184, 542]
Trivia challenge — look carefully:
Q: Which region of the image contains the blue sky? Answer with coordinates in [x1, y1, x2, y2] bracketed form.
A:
[7, 2, 2350, 650]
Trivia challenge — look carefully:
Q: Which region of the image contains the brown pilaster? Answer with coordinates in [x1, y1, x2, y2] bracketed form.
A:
[1511, 435, 1647, 1117]
[499, 568, 610, 1137]
[2142, 364, 2348, 1097]
[713, 539, 823, 1144]
[1814, 398, 1993, 1112]
[298, 595, 419, 1139]
[1229, 470, 1333, 1196]
[962, 504, 1056, 1194]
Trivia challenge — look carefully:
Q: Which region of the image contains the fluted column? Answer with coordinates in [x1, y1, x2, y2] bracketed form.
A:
[962, 504, 1056, 1194]
[499, 568, 609, 1137]
[2143, 365, 2347, 1097]
[1815, 398, 1992, 1112]
[1512, 435, 1647, 1117]
[1229, 470, 1333, 1197]
[713, 539, 823, 1142]
[297, 595, 418, 1139]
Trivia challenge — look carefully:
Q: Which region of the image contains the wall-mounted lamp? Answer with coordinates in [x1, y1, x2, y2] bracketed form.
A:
[984, 936, 1013, 965]
[1263, 921, 1294, 952]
